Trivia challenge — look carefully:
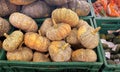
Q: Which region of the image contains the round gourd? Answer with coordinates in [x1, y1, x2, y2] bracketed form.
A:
[9, 12, 38, 32]
[9, 0, 36, 5]
[0, 17, 11, 37]
[49, 41, 72, 62]
[52, 8, 79, 27]
[21, 1, 51, 18]
[7, 47, 33, 61]
[33, 52, 50, 62]
[24, 30, 50, 52]
[39, 18, 53, 36]
[46, 19, 71, 41]
[78, 25, 101, 49]
[3, 30, 24, 51]
[72, 49, 97, 62]
[44, 0, 72, 6]
[76, 19, 90, 29]
[66, 28, 79, 45]
[62, 0, 90, 16]
[0, 0, 20, 17]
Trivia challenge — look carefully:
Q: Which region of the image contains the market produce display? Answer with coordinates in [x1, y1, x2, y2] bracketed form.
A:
[93, 0, 120, 17]
[0, 6, 100, 62]
[100, 29, 120, 64]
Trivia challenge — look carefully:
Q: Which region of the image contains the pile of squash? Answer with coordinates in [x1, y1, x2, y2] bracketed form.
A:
[0, 7, 100, 62]
[0, 0, 91, 18]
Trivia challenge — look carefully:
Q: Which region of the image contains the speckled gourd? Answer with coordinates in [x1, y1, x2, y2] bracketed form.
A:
[49, 41, 72, 62]
[3, 30, 24, 51]
[78, 25, 101, 49]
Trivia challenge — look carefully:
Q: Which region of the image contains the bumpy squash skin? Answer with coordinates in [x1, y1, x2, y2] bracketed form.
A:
[7, 47, 33, 61]
[0, 17, 11, 37]
[39, 18, 53, 36]
[24, 32, 50, 52]
[3, 30, 24, 51]
[9, 0, 36, 5]
[49, 41, 72, 62]
[22, 1, 51, 18]
[9, 12, 38, 32]
[46, 23, 71, 41]
[0, 0, 20, 17]
[72, 49, 97, 62]
[45, 0, 72, 6]
[33, 52, 50, 62]
[52, 8, 79, 27]
[78, 25, 99, 49]
[66, 28, 79, 45]
[62, 0, 90, 16]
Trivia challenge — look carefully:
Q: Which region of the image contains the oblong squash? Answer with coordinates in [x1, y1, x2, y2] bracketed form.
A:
[24, 31, 50, 52]
[3, 30, 24, 51]
[52, 8, 79, 27]
[7, 47, 33, 61]
[9, 12, 38, 32]
[33, 52, 50, 62]
[72, 49, 97, 62]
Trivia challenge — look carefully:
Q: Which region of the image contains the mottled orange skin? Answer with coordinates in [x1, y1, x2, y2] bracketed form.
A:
[24, 32, 50, 52]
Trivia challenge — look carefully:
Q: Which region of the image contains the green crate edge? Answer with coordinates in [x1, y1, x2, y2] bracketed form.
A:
[0, 18, 103, 72]
[93, 18, 120, 72]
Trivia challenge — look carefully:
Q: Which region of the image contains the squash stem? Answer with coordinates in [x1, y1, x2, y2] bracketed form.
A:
[61, 43, 69, 50]
[52, 18, 57, 28]
[4, 33, 9, 38]
[92, 27, 101, 35]
[38, 30, 41, 36]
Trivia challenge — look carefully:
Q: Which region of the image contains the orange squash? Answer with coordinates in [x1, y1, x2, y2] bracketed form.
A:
[46, 19, 71, 41]
[24, 30, 50, 52]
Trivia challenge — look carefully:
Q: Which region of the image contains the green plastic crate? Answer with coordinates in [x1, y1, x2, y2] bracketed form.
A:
[0, 18, 103, 72]
[94, 18, 120, 72]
